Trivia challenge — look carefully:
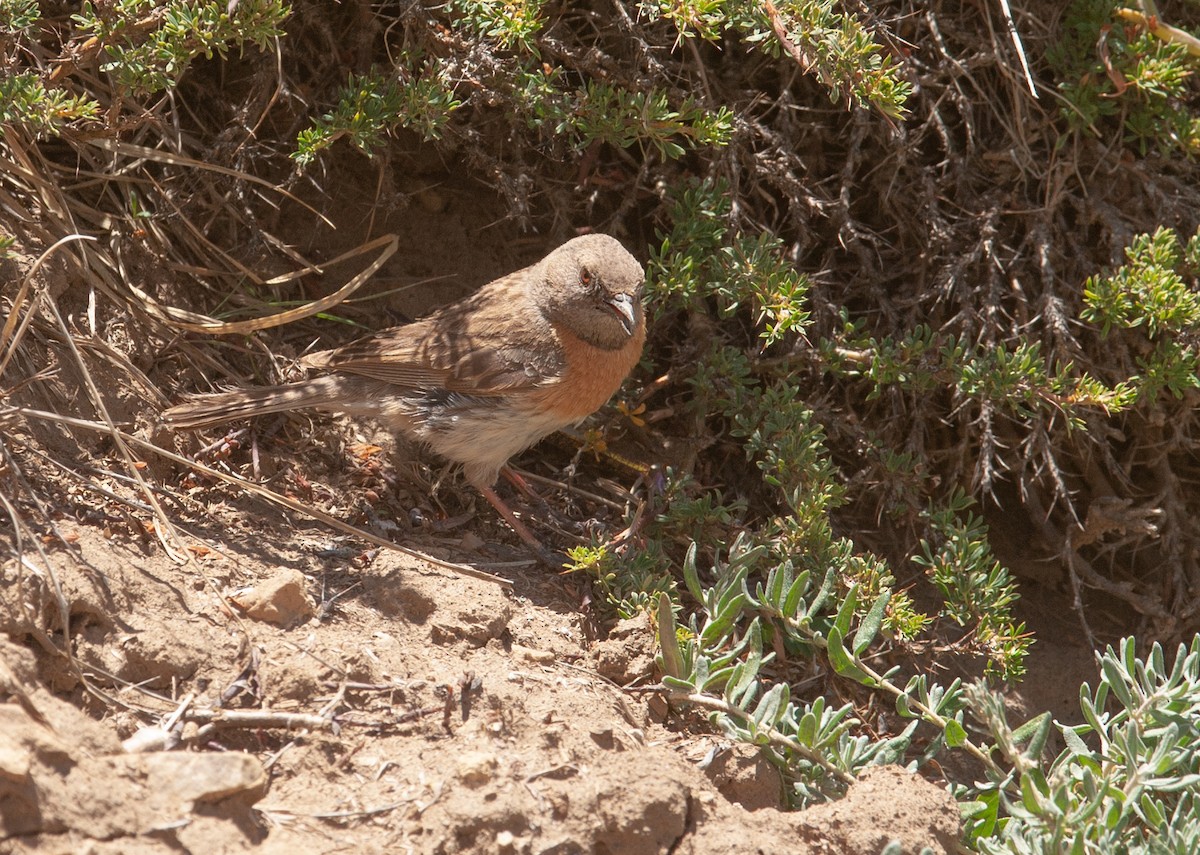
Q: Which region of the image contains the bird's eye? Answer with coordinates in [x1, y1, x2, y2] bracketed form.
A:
[579, 267, 593, 287]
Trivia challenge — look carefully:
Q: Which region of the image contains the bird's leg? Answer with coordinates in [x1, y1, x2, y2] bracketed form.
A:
[500, 466, 540, 501]
[501, 466, 579, 536]
[476, 483, 553, 561]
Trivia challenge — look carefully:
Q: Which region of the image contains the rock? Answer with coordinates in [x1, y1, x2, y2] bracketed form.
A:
[457, 751, 498, 787]
[592, 614, 656, 684]
[228, 568, 315, 625]
[130, 751, 268, 805]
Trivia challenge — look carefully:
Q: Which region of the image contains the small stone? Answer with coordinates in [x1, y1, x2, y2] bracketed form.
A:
[512, 644, 555, 664]
[125, 751, 267, 805]
[121, 725, 179, 754]
[415, 187, 448, 213]
[456, 750, 498, 787]
[0, 731, 31, 782]
[592, 614, 656, 684]
[227, 568, 315, 625]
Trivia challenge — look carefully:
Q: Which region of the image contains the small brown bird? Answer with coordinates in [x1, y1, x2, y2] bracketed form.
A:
[163, 234, 647, 550]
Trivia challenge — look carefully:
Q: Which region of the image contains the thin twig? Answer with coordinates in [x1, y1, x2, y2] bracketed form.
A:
[185, 708, 334, 731]
[996, 0, 1038, 98]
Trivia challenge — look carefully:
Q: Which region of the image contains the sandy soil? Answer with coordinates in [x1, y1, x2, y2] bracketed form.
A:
[0, 513, 963, 853]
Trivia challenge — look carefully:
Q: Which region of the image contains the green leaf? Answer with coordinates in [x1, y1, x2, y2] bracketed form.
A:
[764, 562, 785, 607]
[797, 709, 817, 745]
[1019, 768, 1052, 815]
[1079, 683, 1104, 734]
[832, 582, 859, 637]
[682, 542, 703, 603]
[1148, 772, 1200, 793]
[751, 683, 787, 728]
[1121, 636, 1138, 677]
[826, 625, 874, 685]
[1102, 657, 1135, 708]
[1060, 724, 1090, 758]
[782, 569, 810, 617]
[852, 590, 890, 655]
[726, 620, 763, 704]
[809, 567, 836, 615]
[962, 789, 999, 839]
[1012, 711, 1052, 761]
[944, 717, 968, 748]
[656, 592, 684, 679]
[1139, 793, 1165, 828]
[700, 586, 748, 646]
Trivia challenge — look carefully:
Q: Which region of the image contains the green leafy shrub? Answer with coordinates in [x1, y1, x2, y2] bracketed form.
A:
[294, 65, 461, 166]
[965, 637, 1200, 853]
[1081, 226, 1200, 402]
[74, 0, 287, 95]
[1050, 0, 1200, 155]
[0, 0, 285, 133]
[0, 70, 99, 131]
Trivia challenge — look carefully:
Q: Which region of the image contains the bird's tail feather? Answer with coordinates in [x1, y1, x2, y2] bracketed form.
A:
[161, 376, 351, 429]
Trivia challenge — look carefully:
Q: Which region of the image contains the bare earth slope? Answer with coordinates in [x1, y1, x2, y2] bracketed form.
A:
[1, 518, 960, 854]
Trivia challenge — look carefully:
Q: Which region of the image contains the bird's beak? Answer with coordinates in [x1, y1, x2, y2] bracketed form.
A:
[606, 293, 639, 336]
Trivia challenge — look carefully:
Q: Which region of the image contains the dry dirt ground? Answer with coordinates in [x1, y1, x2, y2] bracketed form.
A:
[0, 520, 963, 854]
[0, 150, 1101, 854]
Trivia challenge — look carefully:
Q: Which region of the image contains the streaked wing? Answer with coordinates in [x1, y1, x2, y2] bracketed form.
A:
[305, 272, 565, 396]
[326, 343, 557, 396]
[444, 346, 548, 395]
[303, 319, 453, 388]
[325, 358, 452, 389]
